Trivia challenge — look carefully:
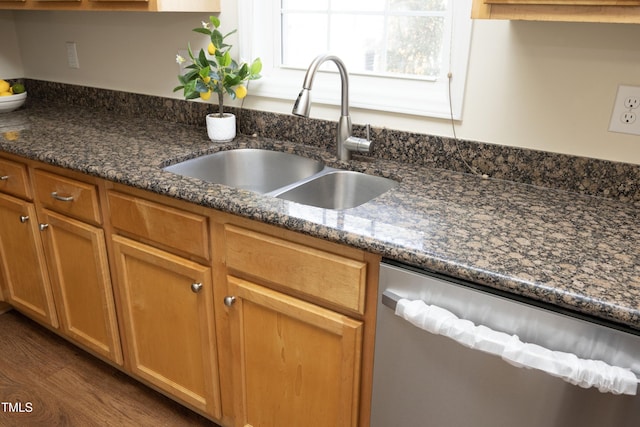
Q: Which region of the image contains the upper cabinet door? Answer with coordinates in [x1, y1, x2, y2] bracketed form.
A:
[0, 0, 220, 11]
[472, 0, 640, 22]
[484, 0, 640, 4]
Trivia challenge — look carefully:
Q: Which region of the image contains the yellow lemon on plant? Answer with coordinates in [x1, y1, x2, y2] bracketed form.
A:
[202, 76, 211, 84]
[235, 85, 247, 99]
[207, 42, 216, 55]
[199, 89, 212, 101]
[0, 80, 9, 93]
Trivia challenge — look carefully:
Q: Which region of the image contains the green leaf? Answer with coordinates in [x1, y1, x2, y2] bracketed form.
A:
[250, 58, 263, 75]
[210, 16, 220, 29]
[193, 27, 211, 36]
[221, 51, 232, 67]
[236, 63, 249, 80]
[199, 67, 210, 79]
[211, 29, 224, 49]
[197, 49, 209, 68]
[223, 29, 237, 39]
[185, 91, 200, 100]
[195, 80, 210, 93]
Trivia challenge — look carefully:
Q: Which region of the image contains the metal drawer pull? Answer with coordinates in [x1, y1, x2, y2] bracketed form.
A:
[0, 175, 9, 181]
[19, 215, 29, 223]
[384, 290, 640, 395]
[39, 223, 49, 231]
[224, 296, 236, 307]
[191, 282, 203, 293]
[51, 192, 74, 202]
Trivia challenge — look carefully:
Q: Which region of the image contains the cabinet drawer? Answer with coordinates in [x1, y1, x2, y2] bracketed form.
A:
[108, 191, 210, 260]
[224, 225, 367, 314]
[33, 170, 101, 224]
[0, 158, 31, 200]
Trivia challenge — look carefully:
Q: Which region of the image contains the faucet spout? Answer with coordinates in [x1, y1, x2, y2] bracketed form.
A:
[292, 54, 372, 161]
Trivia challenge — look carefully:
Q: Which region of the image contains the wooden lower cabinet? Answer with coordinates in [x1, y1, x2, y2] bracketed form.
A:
[0, 193, 58, 327]
[226, 276, 363, 427]
[111, 235, 221, 419]
[38, 208, 122, 364]
[0, 156, 379, 426]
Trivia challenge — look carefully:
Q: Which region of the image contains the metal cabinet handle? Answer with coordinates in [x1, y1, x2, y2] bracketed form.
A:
[191, 282, 203, 293]
[224, 296, 236, 307]
[51, 191, 74, 202]
[0, 175, 8, 181]
[39, 223, 49, 231]
[19, 215, 29, 223]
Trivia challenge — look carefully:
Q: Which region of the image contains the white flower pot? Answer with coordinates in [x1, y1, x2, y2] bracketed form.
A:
[206, 113, 236, 142]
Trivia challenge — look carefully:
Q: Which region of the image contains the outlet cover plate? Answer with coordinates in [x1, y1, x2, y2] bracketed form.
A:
[609, 84, 640, 136]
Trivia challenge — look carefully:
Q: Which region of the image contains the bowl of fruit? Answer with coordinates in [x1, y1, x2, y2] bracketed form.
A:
[0, 80, 27, 113]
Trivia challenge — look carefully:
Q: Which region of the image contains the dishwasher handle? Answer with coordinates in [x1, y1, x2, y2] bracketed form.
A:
[383, 290, 639, 396]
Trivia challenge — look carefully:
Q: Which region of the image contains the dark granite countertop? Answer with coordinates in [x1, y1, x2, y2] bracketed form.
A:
[1, 105, 639, 332]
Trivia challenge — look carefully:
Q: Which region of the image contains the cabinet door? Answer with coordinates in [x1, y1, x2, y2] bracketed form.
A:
[484, 0, 640, 4]
[226, 276, 363, 427]
[0, 193, 58, 327]
[112, 235, 221, 418]
[39, 209, 122, 364]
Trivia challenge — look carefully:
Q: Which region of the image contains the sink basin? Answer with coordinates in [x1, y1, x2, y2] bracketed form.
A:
[276, 170, 398, 210]
[163, 149, 324, 194]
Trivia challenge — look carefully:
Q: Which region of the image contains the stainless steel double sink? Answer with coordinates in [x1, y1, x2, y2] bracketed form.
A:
[163, 149, 398, 210]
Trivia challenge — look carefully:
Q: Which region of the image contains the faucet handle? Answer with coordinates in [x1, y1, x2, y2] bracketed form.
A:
[344, 124, 373, 154]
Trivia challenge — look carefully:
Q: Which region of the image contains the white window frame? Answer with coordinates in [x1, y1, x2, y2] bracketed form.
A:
[238, 0, 473, 120]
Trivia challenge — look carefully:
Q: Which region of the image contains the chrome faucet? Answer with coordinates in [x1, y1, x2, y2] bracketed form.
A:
[292, 54, 373, 161]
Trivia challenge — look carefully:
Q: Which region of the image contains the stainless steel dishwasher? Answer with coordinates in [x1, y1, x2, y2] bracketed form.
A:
[371, 261, 640, 427]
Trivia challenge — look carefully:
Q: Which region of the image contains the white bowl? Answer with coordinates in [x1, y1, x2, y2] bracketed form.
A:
[0, 92, 27, 113]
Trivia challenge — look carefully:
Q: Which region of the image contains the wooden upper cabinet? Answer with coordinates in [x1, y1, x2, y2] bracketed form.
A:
[0, 0, 220, 11]
[484, 1, 640, 4]
[472, 0, 640, 22]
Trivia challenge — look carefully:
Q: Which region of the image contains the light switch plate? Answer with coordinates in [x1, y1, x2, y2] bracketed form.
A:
[66, 42, 80, 69]
[609, 84, 640, 136]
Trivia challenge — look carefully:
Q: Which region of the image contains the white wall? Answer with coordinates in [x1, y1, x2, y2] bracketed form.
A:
[0, 11, 24, 79]
[4, 2, 640, 165]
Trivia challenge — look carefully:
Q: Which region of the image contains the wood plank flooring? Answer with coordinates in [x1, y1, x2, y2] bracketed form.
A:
[0, 310, 221, 427]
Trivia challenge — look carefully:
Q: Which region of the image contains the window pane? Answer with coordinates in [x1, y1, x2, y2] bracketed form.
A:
[329, 15, 384, 74]
[386, 15, 444, 77]
[389, 0, 447, 12]
[282, 13, 328, 68]
[282, 0, 328, 10]
[280, 0, 450, 79]
[331, 0, 386, 12]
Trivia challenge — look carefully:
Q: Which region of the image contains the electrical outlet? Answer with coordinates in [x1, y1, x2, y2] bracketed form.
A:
[624, 97, 640, 109]
[621, 112, 637, 124]
[609, 84, 640, 136]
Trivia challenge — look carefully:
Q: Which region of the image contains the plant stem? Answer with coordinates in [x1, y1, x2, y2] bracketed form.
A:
[217, 91, 224, 118]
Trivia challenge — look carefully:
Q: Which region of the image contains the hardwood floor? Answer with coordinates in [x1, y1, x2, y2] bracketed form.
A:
[0, 309, 221, 427]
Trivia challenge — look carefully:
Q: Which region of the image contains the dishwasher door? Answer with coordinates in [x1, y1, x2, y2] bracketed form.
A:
[371, 262, 640, 427]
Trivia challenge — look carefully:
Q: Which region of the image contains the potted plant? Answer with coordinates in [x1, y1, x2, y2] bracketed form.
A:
[174, 16, 262, 142]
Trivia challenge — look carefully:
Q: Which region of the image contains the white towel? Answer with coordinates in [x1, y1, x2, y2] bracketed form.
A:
[395, 298, 638, 395]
